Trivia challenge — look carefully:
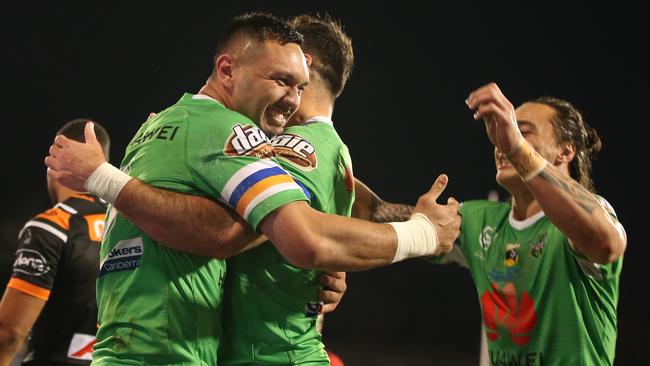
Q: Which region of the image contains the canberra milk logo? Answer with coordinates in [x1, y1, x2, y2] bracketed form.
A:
[13, 249, 50, 276]
[271, 133, 317, 170]
[99, 237, 143, 277]
[225, 124, 275, 158]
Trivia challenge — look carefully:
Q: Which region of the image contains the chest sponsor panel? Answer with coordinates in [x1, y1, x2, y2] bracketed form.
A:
[225, 124, 275, 158]
[99, 237, 143, 277]
[271, 133, 317, 170]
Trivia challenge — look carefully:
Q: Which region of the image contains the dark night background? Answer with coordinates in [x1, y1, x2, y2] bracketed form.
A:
[1, 1, 646, 365]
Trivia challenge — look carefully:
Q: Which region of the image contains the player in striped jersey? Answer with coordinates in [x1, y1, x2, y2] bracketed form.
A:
[45, 13, 460, 366]
[0, 119, 110, 366]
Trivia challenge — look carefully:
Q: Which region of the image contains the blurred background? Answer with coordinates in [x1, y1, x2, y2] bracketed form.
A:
[1, 1, 646, 365]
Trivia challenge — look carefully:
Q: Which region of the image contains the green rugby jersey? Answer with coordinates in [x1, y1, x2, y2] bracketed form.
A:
[221, 117, 355, 365]
[436, 199, 622, 366]
[93, 94, 308, 366]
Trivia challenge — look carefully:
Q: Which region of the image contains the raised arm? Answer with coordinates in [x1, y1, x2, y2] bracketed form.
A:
[467, 83, 626, 264]
[45, 122, 262, 259]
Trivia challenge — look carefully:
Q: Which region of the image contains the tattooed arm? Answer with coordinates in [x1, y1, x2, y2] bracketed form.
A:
[352, 179, 413, 222]
[529, 165, 626, 264]
[467, 83, 626, 264]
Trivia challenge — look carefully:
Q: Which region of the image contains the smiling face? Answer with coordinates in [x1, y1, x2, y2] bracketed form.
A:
[230, 40, 309, 136]
[495, 102, 567, 190]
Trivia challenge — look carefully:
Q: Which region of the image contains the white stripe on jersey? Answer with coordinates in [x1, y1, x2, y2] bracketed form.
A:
[220, 160, 284, 203]
[20, 220, 68, 242]
[55, 202, 78, 214]
[242, 182, 304, 220]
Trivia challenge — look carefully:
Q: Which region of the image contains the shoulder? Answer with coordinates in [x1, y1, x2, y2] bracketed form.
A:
[593, 194, 619, 219]
[61, 194, 107, 215]
[459, 199, 509, 216]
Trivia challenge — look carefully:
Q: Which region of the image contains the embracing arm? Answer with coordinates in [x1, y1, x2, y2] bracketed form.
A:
[260, 175, 460, 271]
[45, 122, 263, 259]
[45, 122, 459, 266]
[112, 179, 263, 258]
[352, 179, 413, 222]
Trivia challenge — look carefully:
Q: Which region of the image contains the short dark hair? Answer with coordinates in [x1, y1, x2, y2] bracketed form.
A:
[56, 119, 111, 161]
[216, 12, 303, 57]
[289, 14, 354, 97]
[529, 97, 602, 192]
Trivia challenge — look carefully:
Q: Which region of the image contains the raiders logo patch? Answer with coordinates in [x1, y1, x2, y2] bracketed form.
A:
[225, 124, 275, 158]
[271, 133, 317, 170]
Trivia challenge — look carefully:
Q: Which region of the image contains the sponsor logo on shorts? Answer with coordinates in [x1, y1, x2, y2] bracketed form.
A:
[99, 238, 143, 277]
[225, 124, 275, 158]
[13, 249, 50, 276]
[271, 133, 317, 170]
[305, 301, 323, 317]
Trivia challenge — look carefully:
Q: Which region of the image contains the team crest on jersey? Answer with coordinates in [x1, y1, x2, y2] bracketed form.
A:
[271, 133, 317, 170]
[504, 244, 520, 267]
[529, 234, 546, 258]
[225, 124, 275, 158]
[21, 228, 32, 244]
[305, 301, 323, 317]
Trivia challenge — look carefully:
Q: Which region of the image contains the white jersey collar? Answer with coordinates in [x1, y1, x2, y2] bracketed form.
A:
[302, 115, 333, 126]
[192, 93, 223, 106]
[508, 209, 546, 231]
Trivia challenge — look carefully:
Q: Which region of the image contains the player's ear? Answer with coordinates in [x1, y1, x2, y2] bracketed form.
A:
[215, 54, 235, 89]
[304, 53, 313, 68]
[555, 142, 576, 165]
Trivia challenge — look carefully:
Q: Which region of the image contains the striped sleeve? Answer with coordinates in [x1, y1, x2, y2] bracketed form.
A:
[220, 160, 309, 229]
[9, 206, 71, 299]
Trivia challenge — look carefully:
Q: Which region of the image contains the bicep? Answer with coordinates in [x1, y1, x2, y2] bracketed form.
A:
[258, 201, 320, 266]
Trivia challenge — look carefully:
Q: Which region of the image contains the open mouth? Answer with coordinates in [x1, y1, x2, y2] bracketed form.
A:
[267, 107, 292, 126]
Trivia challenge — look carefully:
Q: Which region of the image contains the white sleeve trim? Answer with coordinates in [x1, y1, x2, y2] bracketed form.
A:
[55, 202, 78, 215]
[19, 220, 68, 243]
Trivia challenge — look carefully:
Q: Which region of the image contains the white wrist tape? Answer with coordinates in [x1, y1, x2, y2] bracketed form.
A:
[84, 162, 132, 204]
[389, 213, 439, 263]
[523, 159, 548, 181]
[507, 140, 549, 182]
